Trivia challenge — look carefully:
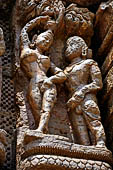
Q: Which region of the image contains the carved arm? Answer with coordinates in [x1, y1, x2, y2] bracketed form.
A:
[20, 16, 49, 49]
[81, 61, 103, 95]
[49, 62, 67, 84]
[41, 62, 66, 92]
[55, 1, 65, 27]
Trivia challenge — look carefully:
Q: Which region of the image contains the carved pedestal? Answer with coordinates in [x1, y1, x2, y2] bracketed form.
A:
[16, 129, 112, 170]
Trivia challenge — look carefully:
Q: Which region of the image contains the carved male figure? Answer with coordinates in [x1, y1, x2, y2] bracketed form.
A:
[20, 16, 66, 133]
[64, 36, 106, 146]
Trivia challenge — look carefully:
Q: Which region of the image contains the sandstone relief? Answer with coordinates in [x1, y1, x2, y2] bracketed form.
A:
[8, 0, 113, 169]
[20, 16, 66, 133]
[64, 36, 106, 146]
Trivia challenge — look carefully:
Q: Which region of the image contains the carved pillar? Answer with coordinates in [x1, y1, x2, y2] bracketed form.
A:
[0, 1, 16, 169]
[13, 0, 113, 169]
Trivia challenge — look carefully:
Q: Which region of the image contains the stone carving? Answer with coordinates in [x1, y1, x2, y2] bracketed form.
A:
[19, 0, 65, 27]
[12, 0, 113, 170]
[94, 0, 113, 63]
[64, 36, 106, 146]
[65, 4, 94, 46]
[0, 28, 5, 56]
[0, 28, 6, 165]
[0, 27, 5, 108]
[20, 16, 66, 133]
[17, 129, 112, 170]
[0, 0, 113, 169]
[20, 155, 112, 170]
[0, 129, 7, 164]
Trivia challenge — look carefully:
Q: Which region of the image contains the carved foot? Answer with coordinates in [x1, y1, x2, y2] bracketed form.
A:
[35, 129, 43, 134]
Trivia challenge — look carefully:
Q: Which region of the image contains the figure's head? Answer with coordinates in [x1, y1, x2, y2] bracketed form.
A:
[65, 36, 88, 61]
[33, 30, 53, 52]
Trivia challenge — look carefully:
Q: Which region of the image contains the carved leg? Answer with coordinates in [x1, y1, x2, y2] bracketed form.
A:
[89, 120, 106, 146]
[37, 84, 57, 133]
[83, 100, 106, 146]
[37, 111, 50, 133]
[28, 78, 42, 127]
[69, 111, 90, 145]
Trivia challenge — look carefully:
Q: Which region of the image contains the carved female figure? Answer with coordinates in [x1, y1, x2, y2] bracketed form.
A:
[20, 16, 66, 133]
[64, 36, 106, 146]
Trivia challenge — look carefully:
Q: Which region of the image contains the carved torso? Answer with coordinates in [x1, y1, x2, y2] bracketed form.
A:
[21, 48, 50, 81]
[64, 59, 94, 95]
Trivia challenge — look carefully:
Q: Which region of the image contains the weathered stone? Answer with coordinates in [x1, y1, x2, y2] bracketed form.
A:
[101, 46, 113, 76]
[20, 155, 112, 170]
[11, 0, 113, 170]
[65, 4, 94, 46]
[95, 1, 113, 61]
[64, 36, 105, 146]
[101, 66, 113, 101]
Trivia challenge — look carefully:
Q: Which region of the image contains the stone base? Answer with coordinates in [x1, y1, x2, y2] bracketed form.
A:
[19, 155, 112, 170]
[17, 130, 113, 170]
[22, 130, 112, 164]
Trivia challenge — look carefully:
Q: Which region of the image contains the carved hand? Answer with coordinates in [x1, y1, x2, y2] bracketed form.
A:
[41, 78, 53, 92]
[67, 97, 77, 109]
[73, 90, 85, 102]
[67, 90, 84, 109]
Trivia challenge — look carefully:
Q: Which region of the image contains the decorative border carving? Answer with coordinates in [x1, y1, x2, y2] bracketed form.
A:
[20, 155, 112, 170]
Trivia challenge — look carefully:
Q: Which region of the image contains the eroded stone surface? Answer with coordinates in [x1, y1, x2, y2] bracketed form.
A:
[64, 4, 94, 46]
[101, 45, 113, 76]
[0, 129, 7, 164]
[64, 36, 106, 146]
[19, 155, 112, 170]
[94, 0, 113, 62]
[12, 0, 113, 170]
[21, 130, 112, 164]
[101, 66, 113, 101]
